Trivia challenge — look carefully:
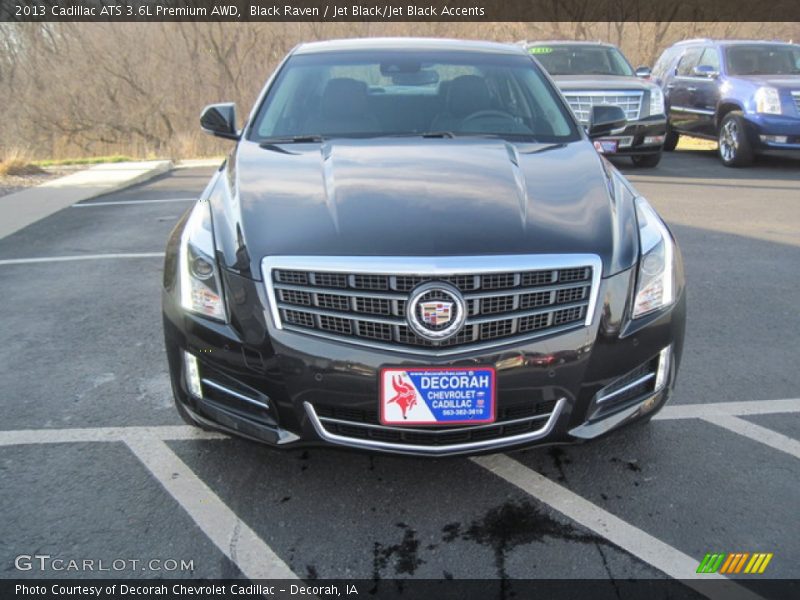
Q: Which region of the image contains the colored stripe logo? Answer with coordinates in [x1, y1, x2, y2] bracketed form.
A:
[697, 552, 773, 574]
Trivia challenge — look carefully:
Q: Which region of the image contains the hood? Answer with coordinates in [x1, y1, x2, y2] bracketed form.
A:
[209, 138, 638, 280]
[553, 75, 652, 91]
[730, 74, 800, 89]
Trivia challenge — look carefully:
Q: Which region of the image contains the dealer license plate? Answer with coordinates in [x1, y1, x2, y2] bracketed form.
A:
[594, 139, 619, 153]
[379, 366, 496, 426]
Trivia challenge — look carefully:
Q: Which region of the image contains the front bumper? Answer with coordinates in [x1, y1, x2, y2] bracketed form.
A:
[163, 265, 686, 457]
[593, 116, 667, 157]
[744, 113, 800, 152]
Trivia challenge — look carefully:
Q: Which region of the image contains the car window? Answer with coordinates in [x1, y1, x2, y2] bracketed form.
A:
[698, 47, 720, 72]
[676, 47, 703, 77]
[527, 44, 635, 77]
[652, 47, 681, 81]
[250, 50, 580, 143]
[725, 44, 800, 75]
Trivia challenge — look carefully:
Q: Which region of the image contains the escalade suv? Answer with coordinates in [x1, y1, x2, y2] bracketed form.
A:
[523, 41, 667, 167]
[654, 39, 800, 166]
[162, 38, 685, 457]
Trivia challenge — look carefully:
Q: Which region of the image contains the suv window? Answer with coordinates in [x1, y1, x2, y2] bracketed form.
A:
[698, 47, 720, 72]
[652, 46, 682, 81]
[676, 47, 703, 77]
[725, 44, 800, 75]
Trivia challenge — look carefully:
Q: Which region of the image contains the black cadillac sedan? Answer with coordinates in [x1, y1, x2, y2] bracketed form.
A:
[162, 38, 686, 456]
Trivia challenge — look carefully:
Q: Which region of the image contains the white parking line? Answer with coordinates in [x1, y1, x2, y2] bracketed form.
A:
[0, 252, 164, 265]
[703, 415, 800, 460]
[125, 435, 297, 580]
[1, 396, 796, 590]
[72, 198, 196, 206]
[472, 454, 764, 600]
[0, 425, 225, 446]
[656, 398, 800, 420]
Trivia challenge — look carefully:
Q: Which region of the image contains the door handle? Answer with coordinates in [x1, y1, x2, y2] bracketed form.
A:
[687, 87, 697, 92]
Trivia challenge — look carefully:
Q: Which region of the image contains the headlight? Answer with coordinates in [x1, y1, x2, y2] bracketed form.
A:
[754, 86, 781, 115]
[649, 87, 665, 116]
[632, 197, 675, 318]
[179, 200, 226, 320]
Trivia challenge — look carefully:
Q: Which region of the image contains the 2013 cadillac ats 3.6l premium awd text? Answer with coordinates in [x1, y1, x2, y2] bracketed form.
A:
[162, 38, 686, 456]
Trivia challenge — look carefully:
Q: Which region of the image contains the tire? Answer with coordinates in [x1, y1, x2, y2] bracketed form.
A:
[718, 111, 754, 167]
[631, 152, 662, 168]
[663, 129, 679, 152]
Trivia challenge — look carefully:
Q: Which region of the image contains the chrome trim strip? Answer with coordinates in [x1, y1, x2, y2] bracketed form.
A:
[277, 298, 588, 328]
[201, 379, 270, 410]
[670, 105, 715, 116]
[304, 398, 566, 456]
[317, 412, 549, 434]
[466, 299, 587, 326]
[262, 254, 603, 333]
[283, 320, 585, 357]
[277, 303, 403, 326]
[596, 373, 655, 404]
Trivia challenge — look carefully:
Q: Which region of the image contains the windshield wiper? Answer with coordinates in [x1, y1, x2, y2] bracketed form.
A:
[259, 135, 325, 146]
[381, 131, 455, 139]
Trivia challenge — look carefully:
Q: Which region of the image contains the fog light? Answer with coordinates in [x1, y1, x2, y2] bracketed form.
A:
[759, 135, 788, 144]
[183, 351, 203, 398]
[644, 135, 664, 145]
[654, 346, 671, 392]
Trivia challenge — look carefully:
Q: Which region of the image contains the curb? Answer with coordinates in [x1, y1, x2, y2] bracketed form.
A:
[0, 160, 173, 240]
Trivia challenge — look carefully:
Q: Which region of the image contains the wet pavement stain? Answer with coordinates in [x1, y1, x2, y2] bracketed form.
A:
[548, 447, 571, 482]
[442, 500, 610, 596]
[611, 457, 642, 472]
[372, 522, 424, 584]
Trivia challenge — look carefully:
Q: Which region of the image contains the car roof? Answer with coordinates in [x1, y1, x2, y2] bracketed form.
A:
[524, 40, 618, 49]
[294, 37, 526, 56]
[672, 38, 798, 47]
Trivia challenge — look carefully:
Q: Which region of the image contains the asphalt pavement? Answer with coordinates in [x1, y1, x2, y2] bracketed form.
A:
[0, 150, 797, 597]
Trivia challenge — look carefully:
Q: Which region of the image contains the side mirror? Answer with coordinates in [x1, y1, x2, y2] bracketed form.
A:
[692, 65, 719, 79]
[635, 66, 652, 78]
[587, 105, 627, 139]
[200, 103, 240, 140]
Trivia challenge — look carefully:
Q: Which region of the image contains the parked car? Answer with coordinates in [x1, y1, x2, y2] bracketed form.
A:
[523, 41, 667, 167]
[163, 38, 685, 457]
[654, 38, 800, 166]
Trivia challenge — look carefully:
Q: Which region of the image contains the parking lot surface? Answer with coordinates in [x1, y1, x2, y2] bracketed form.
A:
[1, 150, 798, 596]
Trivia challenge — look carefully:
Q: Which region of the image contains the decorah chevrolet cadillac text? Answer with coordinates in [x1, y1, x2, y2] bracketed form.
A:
[162, 38, 686, 456]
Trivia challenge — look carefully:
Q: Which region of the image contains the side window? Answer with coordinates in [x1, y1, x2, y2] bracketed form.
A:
[651, 49, 672, 80]
[699, 47, 720, 71]
[676, 47, 703, 77]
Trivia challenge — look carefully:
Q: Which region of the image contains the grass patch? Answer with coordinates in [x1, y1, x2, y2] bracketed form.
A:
[32, 155, 136, 167]
[677, 137, 717, 151]
[0, 159, 46, 177]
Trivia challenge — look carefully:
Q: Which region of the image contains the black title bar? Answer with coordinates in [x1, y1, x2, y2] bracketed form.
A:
[3, 0, 800, 22]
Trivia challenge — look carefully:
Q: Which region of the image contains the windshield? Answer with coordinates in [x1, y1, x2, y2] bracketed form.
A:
[528, 44, 635, 77]
[249, 50, 580, 143]
[725, 44, 800, 76]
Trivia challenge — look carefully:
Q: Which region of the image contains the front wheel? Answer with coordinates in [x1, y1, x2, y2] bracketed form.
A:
[663, 129, 679, 152]
[718, 112, 754, 167]
[631, 152, 662, 168]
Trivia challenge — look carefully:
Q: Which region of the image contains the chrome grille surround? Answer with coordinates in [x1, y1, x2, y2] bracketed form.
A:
[304, 397, 566, 455]
[792, 91, 800, 114]
[562, 90, 643, 124]
[262, 255, 602, 356]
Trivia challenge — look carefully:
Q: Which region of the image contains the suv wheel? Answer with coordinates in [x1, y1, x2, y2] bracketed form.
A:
[718, 112, 754, 167]
[663, 129, 679, 152]
[631, 152, 662, 168]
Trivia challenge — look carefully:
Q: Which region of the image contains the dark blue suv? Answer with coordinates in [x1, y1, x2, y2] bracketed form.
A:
[653, 39, 800, 167]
